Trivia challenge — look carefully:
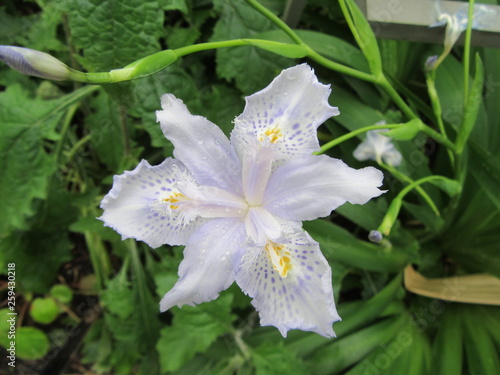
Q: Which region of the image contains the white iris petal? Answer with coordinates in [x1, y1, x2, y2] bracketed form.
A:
[100, 64, 385, 338]
[353, 129, 402, 167]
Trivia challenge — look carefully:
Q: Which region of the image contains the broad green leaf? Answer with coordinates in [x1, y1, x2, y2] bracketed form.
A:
[0, 309, 11, 336]
[456, 54, 484, 153]
[482, 47, 500, 154]
[428, 177, 461, 196]
[462, 305, 500, 375]
[15, 327, 50, 360]
[431, 305, 462, 375]
[435, 54, 489, 148]
[0, 84, 98, 235]
[469, 141, 500, 212]
[339, 0, 382, 75]
[312, 314, 407, 375]
[100, 270, 135, 320]
[304, 220, 409, 272]
[345, 323, 416, 375]
[132, 65, 200, 149]
[0, 85, 57, 234]
[0, 231, 71, 293]
[161, 0, 189, 14]
[24, 1, 66, 52]
[30, 297, 59, 324]
[210, 0, 292, 94]
[335, 199, 387, 232]
[286, 274, 404, 357]
[381, 323, 431, 375]
[157, 293, 235, 373]
[85, 89, 125, 171]
[253, 341, 308, 375]
[101, 264, 161, 375]
[329, 86, 383, 130]
[62, 0, 164, 71]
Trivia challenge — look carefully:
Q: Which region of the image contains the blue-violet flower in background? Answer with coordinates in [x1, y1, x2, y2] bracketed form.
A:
[100, 64, 385, 337]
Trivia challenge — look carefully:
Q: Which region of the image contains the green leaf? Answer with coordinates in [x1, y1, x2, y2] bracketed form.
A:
[85, 89, 125, 170]
[30, 297, 59, 324]
[62, 0, 164, 71]
[286, 274, 404, 357]
[24, 1, 66, 53]
[312, 314, 407, 375]
[373, 323, 430, 375]
[253, 341, 308, 375]
[385, 119, 422, 141]
[50, 284, 73, 304]
[0, 231, 71, 293]
[0, 84, 98, 235]
[210, 0, 292, 94]
[469, 141, 500, 212]
[462, 305, 500, 375]
[304, 220, 409, 272]
[162, 0, 189, 14]
[0, 85, 56, 234]
[431, 305, 462, 375]
[456, 54, 484, 153]
[339, 0, 382, 75]
[132, 65, 200, 149]
[16, 327, 50, 360]
[428, 177, 461, 197]
[0, 309, 12, 337]
[157, 293, 235, 373]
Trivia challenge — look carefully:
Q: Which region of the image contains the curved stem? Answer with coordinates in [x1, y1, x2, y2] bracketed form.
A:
[380, 162, 440, 216]
[315, 124, 401, 154]
[378, 175, 451, 235]
[305, 48, 376, 83]
[245, 0, 304, 45]
[376, 75, 417, 120]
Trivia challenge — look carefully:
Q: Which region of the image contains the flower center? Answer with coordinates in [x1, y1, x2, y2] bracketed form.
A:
[265, 241, 293, 277]
[259, 127, 283, 144]
[163, 192, 188, 209]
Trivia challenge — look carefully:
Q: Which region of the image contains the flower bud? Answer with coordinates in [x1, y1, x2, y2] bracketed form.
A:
[0, 46, 70, 81]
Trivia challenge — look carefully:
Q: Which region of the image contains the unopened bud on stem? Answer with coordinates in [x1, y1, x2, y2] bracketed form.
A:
[0, 46, 71, 81]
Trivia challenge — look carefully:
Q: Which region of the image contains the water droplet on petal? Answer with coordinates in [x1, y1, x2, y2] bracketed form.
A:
[220, 255, 227, 261]
[198, 140, 204, 145]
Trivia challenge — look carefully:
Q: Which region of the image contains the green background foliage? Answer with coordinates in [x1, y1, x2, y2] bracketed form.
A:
[0, 0, 499, 374]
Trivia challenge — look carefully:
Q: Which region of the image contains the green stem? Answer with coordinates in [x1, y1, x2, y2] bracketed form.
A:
[174, 40, 255, 57]
[245, 0, 304, 45]
[376, 75, 417, 120]
[463, 0, 475, 103]
[54, 104, 79, 164]
[380, 162, 440, 216]
[419, 124, 458, 153]
[425, 71, 455, 166]
[305, 48, 376, 83]
[378, 175, 450, 235]
[398, 176, 450, 203]
[315, 124, 401, 154]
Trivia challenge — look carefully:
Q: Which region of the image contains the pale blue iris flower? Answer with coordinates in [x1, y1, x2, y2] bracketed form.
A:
[100, 64, 385, 337]
[353, 125, 402, 167]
